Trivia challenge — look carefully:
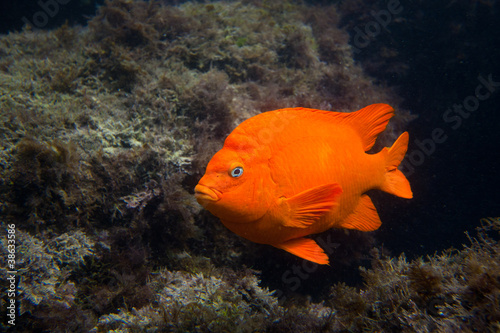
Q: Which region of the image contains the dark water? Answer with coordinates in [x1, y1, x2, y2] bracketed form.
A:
[356, 1, 500, 257]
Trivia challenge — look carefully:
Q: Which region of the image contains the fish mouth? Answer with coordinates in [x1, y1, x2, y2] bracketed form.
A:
[194, 184, 221, 202]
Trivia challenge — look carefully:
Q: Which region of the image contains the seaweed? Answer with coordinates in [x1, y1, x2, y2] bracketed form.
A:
[177, 69, 234, 138]
[8, 138, 82, 232]
[0, 230, 98, 331]
[91, 267, 281, 332]
[326, 217, 500, 332]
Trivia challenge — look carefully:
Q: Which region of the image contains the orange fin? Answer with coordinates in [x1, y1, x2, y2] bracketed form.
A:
[275, 238, 329, 265]
[280, 183, 343, 229]
[286, 104, 393, 151]
[380, 132, 413, 199]
[341, 195, 381, 231]
[345, 103, 395, 151]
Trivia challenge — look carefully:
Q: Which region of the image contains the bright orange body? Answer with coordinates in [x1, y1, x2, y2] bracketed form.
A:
[195, 104, 412, 264]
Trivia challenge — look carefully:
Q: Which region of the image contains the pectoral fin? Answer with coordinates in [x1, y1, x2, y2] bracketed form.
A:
[280, 183, 342, 229]
[275, 237, 329, 265]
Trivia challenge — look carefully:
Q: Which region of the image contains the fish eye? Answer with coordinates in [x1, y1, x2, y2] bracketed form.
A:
[230, 166, 243, 178]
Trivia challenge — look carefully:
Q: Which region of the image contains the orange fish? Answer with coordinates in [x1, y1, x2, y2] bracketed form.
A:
[195, 104, 412, 264]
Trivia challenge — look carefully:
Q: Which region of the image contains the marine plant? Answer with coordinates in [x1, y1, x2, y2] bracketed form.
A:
[327, 217, 500, 332]
[28, 217, 494, 332]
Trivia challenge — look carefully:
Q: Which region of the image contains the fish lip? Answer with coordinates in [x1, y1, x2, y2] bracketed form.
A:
[194, 184, 221, 202]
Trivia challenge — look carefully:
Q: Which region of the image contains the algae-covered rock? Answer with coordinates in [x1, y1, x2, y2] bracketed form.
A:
[0, 229, 99, 331]
[328, 217, 500, 332]
[92, 268, 281, 332]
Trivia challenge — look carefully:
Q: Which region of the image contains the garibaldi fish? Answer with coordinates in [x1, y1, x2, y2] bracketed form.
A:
[195, 104, 412, 264]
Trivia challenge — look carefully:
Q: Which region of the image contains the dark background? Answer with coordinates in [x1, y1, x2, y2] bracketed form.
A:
[0, 0, 104, 33]
[342, 0, 500, 258]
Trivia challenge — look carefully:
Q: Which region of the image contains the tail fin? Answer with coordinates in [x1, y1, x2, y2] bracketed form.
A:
[380, 132, 413, 199]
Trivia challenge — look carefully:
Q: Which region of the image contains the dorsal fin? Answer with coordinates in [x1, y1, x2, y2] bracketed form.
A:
[342, 104, 395, 151]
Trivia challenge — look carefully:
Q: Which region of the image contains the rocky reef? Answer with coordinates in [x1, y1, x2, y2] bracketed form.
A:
[0, 0, 497, 332]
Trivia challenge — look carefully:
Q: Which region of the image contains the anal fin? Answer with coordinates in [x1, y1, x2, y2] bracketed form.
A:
[341, 195, 381, 231]
[275, 238, 329, 265]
